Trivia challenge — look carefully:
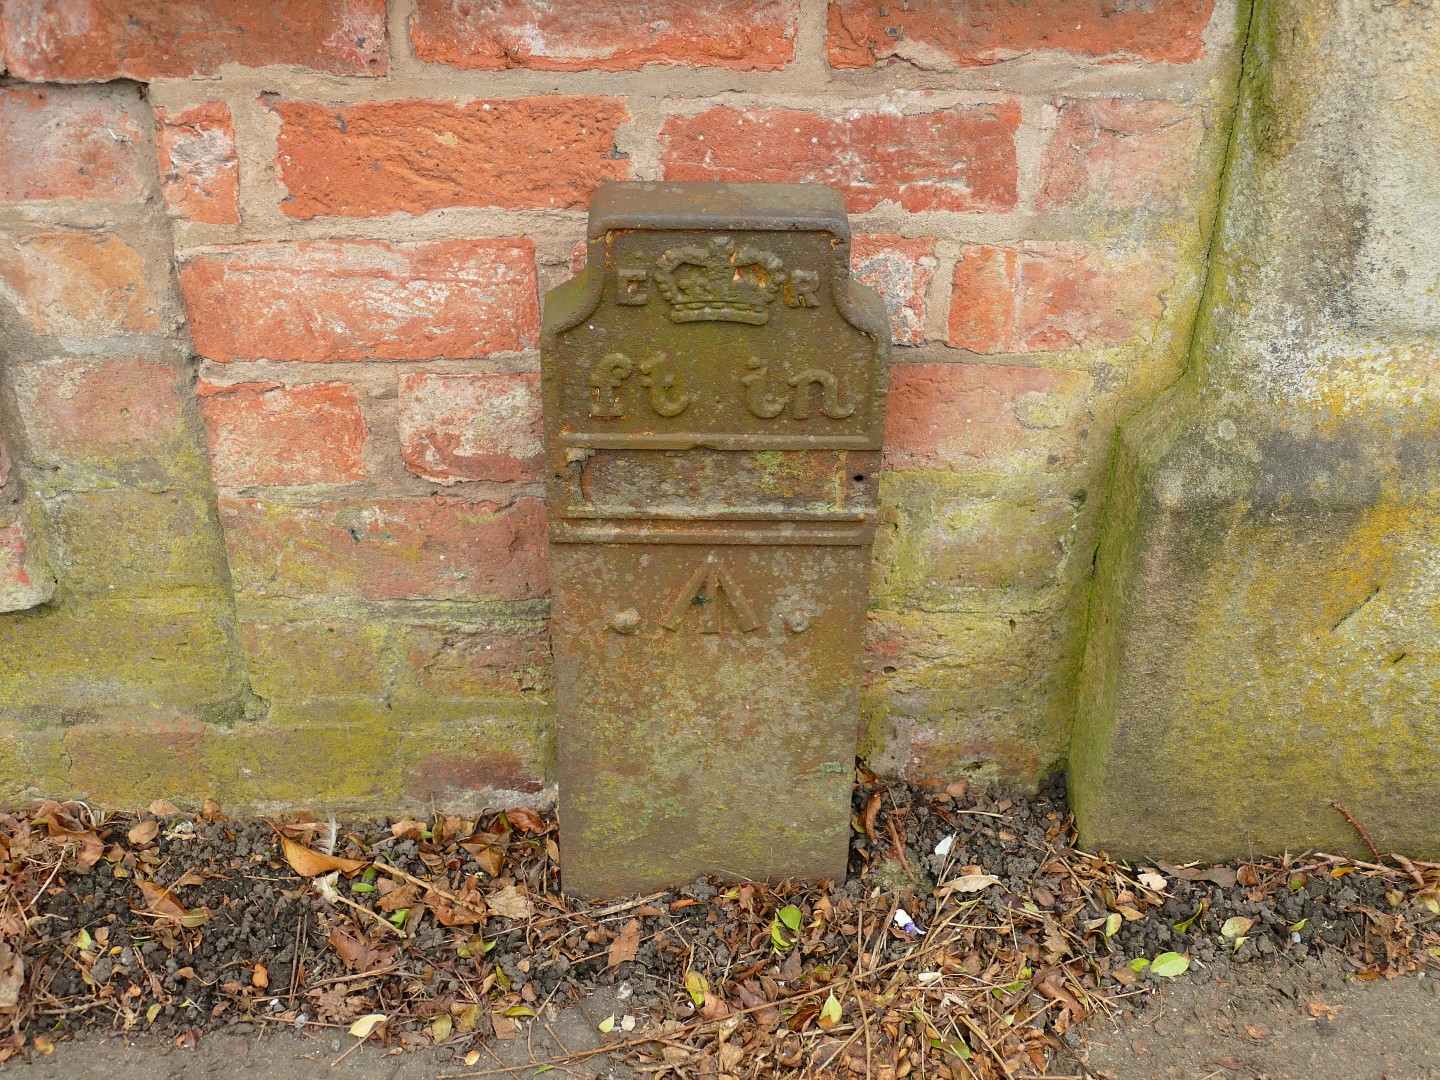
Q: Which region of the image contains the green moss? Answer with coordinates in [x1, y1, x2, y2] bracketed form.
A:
[0, 597, 244, 714]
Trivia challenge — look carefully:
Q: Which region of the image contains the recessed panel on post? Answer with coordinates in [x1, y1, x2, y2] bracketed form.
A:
[542, 182, 889, 898]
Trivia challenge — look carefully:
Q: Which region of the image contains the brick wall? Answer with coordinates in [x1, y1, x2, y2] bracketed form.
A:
[0, 0, 1243, 810]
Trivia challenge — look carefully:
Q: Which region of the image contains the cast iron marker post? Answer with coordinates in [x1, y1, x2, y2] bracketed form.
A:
[542, 182, 890, 898]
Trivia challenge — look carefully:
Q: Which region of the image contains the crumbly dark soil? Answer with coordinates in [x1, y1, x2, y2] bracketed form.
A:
[0, 776, 1434, 1078]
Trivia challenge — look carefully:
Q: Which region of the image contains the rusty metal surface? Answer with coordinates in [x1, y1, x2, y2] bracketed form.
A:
[542, 182, 889, 898]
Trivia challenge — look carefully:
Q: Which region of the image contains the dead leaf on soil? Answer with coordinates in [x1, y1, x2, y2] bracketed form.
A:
[505, 808, 546, 834]
[127, 820, 159, 847]
[608, 918, 641, 967]
[460, 831, 508, 877]
[0, 943, 24, 1010]
[280, 835, 368, 878]
[487, 884, 533, 921]
[1307, 1001, 1342, 1020]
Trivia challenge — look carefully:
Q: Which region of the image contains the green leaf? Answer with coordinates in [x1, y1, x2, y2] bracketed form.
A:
[597, 1015, 615, 1034]
[75, 928, 94, 952]
[770, 918, 793, 952]
[504, 1005, 537, 1018]
[819, 992, 842, 1028]
[1174, 908, 1202, 933]
[146, 1003, 161, 1025]
[534, 1067, 556, 1075]
[1103, 913, 1122, 938]
[1221, 917, 1254, 940]
[1288, 918, 1308, 932]
[778, 905, 803, 932]
[1128, 957, 1150, 971]
[389, 908, 409, 927]
[1150, 952, 1190, 978]
[685, 971, 709, 1007]
[350, 882, 376, 894]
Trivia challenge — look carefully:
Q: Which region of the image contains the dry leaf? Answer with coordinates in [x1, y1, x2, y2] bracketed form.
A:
[377, 882, 419, 914]
[349, 1013, 387, 1039]
[492, 1013, 518, 1041]
[127, 820, 159, 847]
[0, 944, 23, 1010]
[148, 799, 182, 818]
[505, 808, 546, 834]
[138, 879, 189, 921]
[390, 819, 427, 841]
[425, 880, 487, 927]
[461, 831, 509, 877]
[252, 964, 269, 989]
[1308, 1001, 1342, 1021]
[487, 884, 533, 921]
[943, 873, 1002, 894]
[608, 919, 641, 967]
[281, 835, 367, 878]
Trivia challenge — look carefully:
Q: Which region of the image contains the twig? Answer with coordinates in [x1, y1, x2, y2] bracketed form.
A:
[1331, 802, 1383, 862]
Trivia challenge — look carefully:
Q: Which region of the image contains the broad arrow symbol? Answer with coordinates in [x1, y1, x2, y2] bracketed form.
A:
[660, 553, 759, 634]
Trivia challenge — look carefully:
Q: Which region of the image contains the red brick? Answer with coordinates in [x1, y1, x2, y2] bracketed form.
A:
[411, 0, 796, 71]
[827, 0, 1214, 69]
[271, 97, 630, 218]
[851, 235, 937, 346]
[0, 0, 387, 81]
[398, 373, 541, 485]
[154, 103, 240, 225]
[947, 243, 1169, 354]
[12, 359, 184, 466]
[178, 239, 538, 363]
[197, 381, 368, 488]
[883, 363, 1091, 472]
[219, 496, 549, 601]
[1039, 98, 1205, 213]
[0, 232, 158, 338]
[0, 86, 144, 202]
[404, 750, 543, 799]
[569, 240, 589, 277]
[399, 622, 551, 697]
[661, 104, 1019, 213]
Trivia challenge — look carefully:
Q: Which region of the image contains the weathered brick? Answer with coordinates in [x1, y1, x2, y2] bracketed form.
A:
[398, 373, 542, 485]
[44, 488, 231, 598]
[404, 749, 544, 800]
[205, 713, 403, 808]
[178, 239, 538, 362]
[1039, 97, 1205, 213]
[197, 380, 368, 488]
[0, 521, 53, 612]
[64, 718, 207, 806]
[272, 97, 630, 218]
[239, 617, 392, 701]
[883, 363, 1092, 473]
[661, 104, 1019, 213]
[947, 243, 1170, 353]
[0, 85, 144, 202]
[219, 496, 549, 602]
[154, 103, 240, 225]
[827, 0, 1214, 69]
[0, 231, 159, 338]
[0, 433, 11, 489]
[851, 235, 937, 346]
[411, 0, 797, 71]
[397, 620, 551, 698]
[12, 359, 186, 470]
[0, 0, 387, 81]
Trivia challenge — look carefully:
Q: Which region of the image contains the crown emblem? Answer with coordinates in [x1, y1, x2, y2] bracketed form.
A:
[653, 237, 788, 325]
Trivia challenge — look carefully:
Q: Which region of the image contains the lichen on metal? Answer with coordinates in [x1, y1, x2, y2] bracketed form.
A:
[542, 182, 890, 897]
